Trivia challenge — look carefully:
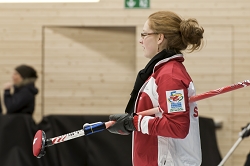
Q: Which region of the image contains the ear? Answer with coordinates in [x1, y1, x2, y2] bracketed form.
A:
[157, 34, 165, 45]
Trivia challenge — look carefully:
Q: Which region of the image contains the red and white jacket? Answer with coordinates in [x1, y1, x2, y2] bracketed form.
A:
[132, 54, 201, 166]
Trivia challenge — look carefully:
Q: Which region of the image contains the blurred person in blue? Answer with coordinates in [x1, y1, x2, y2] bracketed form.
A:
[2, 64, 38, 115]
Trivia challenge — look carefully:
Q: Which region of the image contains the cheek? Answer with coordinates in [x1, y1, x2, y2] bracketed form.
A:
[12, 74, 17, 81]
[143, 40, 158, 57]
[12, 74, 22, 83]
[12, 76, 18, 83]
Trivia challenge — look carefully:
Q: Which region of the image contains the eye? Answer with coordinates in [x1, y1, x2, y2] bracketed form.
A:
[141, 33, 147, 37]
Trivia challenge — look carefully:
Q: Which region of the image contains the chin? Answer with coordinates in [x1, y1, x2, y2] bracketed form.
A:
[144, 54, 154, 59]
[13, 80, 20, 85]
[143, 52, 152, 59]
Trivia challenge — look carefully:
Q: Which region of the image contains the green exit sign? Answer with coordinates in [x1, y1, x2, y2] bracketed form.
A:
[125, 0, 150, 8]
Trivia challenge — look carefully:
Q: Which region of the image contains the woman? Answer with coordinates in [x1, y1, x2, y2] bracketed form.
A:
[3, 64, 38, 115]
[107, 11, 204, 166]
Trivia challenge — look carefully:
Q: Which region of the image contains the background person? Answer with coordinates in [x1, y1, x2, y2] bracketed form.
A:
[0, 97, 2, 114]
[3, 64, 38, 115]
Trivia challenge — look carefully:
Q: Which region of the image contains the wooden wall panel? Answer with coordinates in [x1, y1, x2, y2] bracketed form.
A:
[1, 0, 250, 165]
[43, 27, 135, 115]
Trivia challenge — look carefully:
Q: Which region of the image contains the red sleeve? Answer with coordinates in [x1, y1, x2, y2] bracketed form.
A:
[147, 76, 190, 138]
[133, 115, 139, 131]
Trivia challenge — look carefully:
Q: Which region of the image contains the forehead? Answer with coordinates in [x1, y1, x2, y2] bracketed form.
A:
[13, 70, 20, 75]
[142, 19, 151, 32]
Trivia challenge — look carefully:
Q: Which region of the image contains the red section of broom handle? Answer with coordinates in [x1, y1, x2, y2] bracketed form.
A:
[138, 80, 250, 116]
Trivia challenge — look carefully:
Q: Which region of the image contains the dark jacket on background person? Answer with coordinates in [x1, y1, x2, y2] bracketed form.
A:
[245, 152, 250, 166]
[4, 82, 38, 115]
[0, 97, 2, 114]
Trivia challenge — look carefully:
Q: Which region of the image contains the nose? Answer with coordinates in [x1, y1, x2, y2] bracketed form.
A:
[139, 38, 143, 44]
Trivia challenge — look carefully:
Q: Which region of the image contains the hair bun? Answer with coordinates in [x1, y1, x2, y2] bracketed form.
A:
[180, 19, 204, 51]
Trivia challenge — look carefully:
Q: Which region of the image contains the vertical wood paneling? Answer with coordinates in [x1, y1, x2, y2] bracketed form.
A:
[0, 1, 250, 165]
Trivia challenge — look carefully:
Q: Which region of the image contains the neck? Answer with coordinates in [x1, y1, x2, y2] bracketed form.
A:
[14, 78, 36, 87]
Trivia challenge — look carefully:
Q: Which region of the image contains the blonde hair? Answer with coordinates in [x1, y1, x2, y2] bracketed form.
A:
[148, 11, 204, 53]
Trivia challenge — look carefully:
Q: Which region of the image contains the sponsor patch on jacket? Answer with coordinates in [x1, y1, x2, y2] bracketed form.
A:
[166, 90, 186, 113]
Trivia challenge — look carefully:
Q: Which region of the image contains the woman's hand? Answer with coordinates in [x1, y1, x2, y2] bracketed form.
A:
[3, 82, 13, 90]
[107, 113, 136, 135]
